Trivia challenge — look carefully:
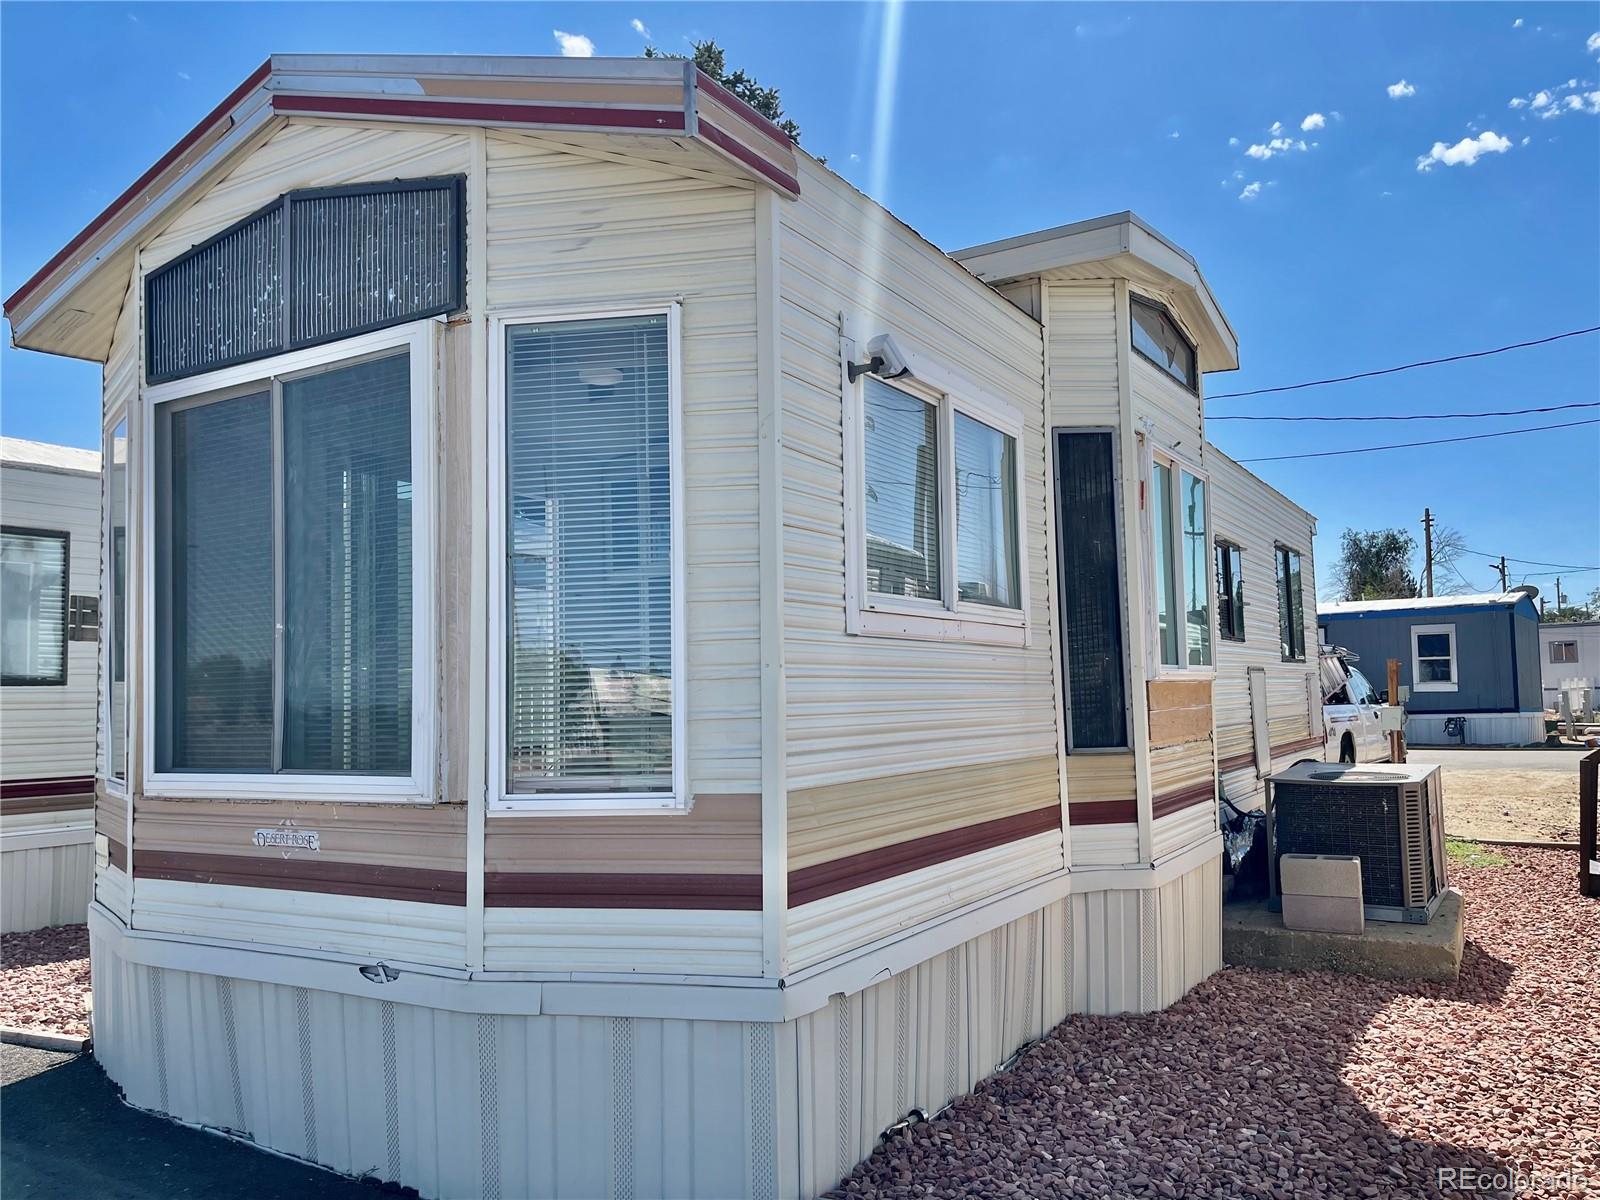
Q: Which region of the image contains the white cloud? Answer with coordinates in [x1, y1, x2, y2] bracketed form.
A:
[1531, 90, 1553, 108]
[630, 17, 650, 38]
[1513, 18, 1524, 28]
[1387, 79, 1417, 99]
[1228, 136, 1240, 146]
[1169, 130, 1181, 139]
[177, 70, 190, 80]
[1509, 97, 1528, 108]
[1415, 130, 1512, 171]
[1239, 181, 1262, 201]
[1301, 112, 1326, 131]
[1521, 135, 1531, 145]
[1588, 31, 1600, 54]
[553, 29, 595, 57]
[1268, 120, 1284, 135]
[1245, 137, 1310, 159]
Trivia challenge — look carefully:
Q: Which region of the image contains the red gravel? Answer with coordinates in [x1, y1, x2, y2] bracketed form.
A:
[831, 848, 1598, 1200]
[0, 924, 91, 1039]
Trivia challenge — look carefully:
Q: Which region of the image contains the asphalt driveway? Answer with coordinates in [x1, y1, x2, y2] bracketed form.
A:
[1, 1046, 404, 1199]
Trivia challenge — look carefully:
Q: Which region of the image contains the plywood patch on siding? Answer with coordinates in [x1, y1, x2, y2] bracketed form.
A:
[787, 756, 1058, 872]
[1146, 678, 1213, 748]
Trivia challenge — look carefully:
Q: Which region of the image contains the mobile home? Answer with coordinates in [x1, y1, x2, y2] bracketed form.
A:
[1318, 591, 1544, 746]
[1540, 619, 1598, 708]
[6, 55, 1315, 1198]
[1, 437, 101, 932]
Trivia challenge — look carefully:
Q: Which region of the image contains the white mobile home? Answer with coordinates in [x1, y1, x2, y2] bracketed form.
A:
[1206, 446, 1322, 811]
[6, 55, 1316, 1198]
[1541, 619, 1599, 708]
[1, 437, 101, 931]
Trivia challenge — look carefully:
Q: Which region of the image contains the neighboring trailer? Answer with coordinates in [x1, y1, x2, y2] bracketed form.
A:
[1540, 619, 1599, 708]
[1, 437, 100, 931]
[1207, 447, 1321, 812]
[1318, 592, 1544, 746]
[5, 55, 1313, 1200]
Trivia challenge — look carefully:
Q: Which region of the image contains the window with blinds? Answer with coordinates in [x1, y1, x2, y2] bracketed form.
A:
[1054, 431, 1127, 749]
[1, 528, 69, 686]
[503, 314, 674, 797]
[154, 350, 414, 775]
[864, 378, 942, 602]
[145, 177, 464, 384]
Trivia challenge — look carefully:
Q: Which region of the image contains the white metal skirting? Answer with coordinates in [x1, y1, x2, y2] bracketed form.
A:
[91, 850, 1222, 1200]
[1404, 711, 1544, 747]
[1, 835, 94, 932]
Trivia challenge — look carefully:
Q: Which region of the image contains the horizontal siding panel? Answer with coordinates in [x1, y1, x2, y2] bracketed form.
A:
[485, 793, 760, 875]
[1045, 281, 1120, 426]
[481, 906, 763, 975]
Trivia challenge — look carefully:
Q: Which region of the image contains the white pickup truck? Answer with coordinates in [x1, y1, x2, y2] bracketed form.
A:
[1319, 647, 1391, 764]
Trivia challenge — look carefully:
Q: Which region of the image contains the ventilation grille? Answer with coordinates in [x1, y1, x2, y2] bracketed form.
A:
[146, 176, 464, 383]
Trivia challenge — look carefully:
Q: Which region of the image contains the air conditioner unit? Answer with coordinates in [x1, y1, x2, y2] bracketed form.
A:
[1266, 761, 1448, 923]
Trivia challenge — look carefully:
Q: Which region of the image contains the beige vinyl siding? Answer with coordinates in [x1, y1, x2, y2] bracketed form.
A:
[1209, 446, 1320, 808]
[484, 793, 760, 875]
[141, 120, 473, 274]
[0, 463, 99, 782]
[778, 154, 1055, 790]
[486, 130, 762, 795]
[1045, 281, 1121, 426]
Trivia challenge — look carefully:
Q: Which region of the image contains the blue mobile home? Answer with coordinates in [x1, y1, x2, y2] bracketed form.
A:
[1318, 590, 1544, 746]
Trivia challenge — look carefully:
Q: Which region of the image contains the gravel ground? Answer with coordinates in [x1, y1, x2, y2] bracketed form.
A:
[830, 848, 1598, 1200]
[0, 924, 91, 1038]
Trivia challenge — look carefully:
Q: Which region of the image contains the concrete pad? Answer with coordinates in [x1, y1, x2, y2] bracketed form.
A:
[1223, 887, 1463, 981]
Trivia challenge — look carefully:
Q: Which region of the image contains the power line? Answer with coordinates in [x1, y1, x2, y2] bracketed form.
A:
[1461, 548, 1600, 571]
[1207, 401, 1598, 423]
[1235, 417, 1600, 463]
[1207, 326, 1600, 400]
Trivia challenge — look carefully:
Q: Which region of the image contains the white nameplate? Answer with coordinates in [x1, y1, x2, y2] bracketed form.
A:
[254, 828, 320, 852]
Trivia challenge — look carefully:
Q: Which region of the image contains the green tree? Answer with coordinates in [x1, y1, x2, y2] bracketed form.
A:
[1543, 586, 1599, 622]
[1330, 528, 1419, 601]
[645, 40, 801, 142]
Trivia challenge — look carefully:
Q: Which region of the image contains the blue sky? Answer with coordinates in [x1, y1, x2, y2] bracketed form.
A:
[3, 2, 1597, 599]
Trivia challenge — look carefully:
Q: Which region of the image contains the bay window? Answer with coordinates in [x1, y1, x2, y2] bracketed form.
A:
[1, 527, 68, 686]
[492, 309, 683, 810]
[1148, 454, 1211, 670]
[145, 324, 433, 797]
[851, 366, 1027, 643]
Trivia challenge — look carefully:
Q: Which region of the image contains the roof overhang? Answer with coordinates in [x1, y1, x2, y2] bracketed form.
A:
[5, 53, 800, 363]
[951, 212, 1239, 373]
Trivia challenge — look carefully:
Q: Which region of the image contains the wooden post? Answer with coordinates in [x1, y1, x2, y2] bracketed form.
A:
[1580, 749, 1599, 899]
[1387, 657, 1406, 764]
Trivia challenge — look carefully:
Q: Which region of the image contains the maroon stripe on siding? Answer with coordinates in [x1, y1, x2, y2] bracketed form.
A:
[1217, 751, 1256, 775]
[693, 70, 796, 151]
[0, 794, 94, 816]
[0, 776, 97, 801]
[1271, 735, 1325, 758]
[1067, 798, 1138, 827]
[1152, 781, 1216, 821]
[484, 872, 762, 910]
[106, 838, 128, 872]
[5, 59, 273, 314]
[696, 120, 802, 196]
[133, 851, 467, 906]
[271, 93, 687, 133]
[787, 805, 1062, 908]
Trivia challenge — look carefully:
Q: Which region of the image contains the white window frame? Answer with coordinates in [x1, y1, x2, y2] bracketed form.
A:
[487, 304, 687, 815]
[141, 319, 439, 802]
[1411, 622, 1459, 693]
[1142, 442, 1214, 678]
[842, 327, 1030, 646]
[101, 406, 130, 796]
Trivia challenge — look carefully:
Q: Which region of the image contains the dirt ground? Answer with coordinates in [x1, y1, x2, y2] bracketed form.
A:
[1440, 768, 1580, 843]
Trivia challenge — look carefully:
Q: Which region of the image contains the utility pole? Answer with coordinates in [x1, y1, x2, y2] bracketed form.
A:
[1422, 508, 1434, 597]
[1556, 576, 1565, 612]
[1496, 555, 1508, 592]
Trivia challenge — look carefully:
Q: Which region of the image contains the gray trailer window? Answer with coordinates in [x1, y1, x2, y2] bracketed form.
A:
[1, 527, 69, 686]
[146, 176, 464, 383]
[1054, 430, 1127, 749]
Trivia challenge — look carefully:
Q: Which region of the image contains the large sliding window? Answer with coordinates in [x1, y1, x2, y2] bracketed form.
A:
[1, 527, 68, 686]
[1148, 453, 1212, 670]
[147, 325, 431, 797]
[850, 363, 1027, 644]
[1055, 430, 1127, 750]
[496, 311, 681, 809]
